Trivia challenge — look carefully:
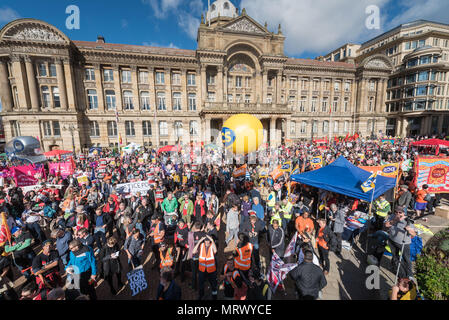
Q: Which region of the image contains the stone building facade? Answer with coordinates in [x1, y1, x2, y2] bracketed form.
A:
[0, 1, 394, 152]
[325, 20, 449, 137]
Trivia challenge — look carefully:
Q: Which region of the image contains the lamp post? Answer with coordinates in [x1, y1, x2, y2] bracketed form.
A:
[63, 124, 76, 153]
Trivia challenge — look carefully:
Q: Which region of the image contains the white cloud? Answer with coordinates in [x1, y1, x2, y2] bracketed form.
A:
[121, 19, 128, 28]
[386, 0, 449, 30]
[0, 7, 20, 24]
[178, 14, 200, 40]
[240, 0, 389, 56]
[143, 41, 179, 49]
[143, 0, 183, 19]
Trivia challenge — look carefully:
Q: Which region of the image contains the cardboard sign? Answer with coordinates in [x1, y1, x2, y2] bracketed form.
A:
[126, 266, 148, 296]
[116, 181, 152, 195]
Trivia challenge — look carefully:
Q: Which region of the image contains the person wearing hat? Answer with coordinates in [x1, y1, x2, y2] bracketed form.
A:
[32, 240, 62, 289]
[396, 185, 412, 216]
[5, 226, 35, 279]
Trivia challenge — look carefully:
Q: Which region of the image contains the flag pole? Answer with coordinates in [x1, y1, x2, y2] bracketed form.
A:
[366, 184, 375, 254]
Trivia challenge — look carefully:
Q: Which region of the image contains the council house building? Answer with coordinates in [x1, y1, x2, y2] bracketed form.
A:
[1, 0, 447, 152]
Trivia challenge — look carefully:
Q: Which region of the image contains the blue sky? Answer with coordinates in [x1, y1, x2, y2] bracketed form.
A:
[1, 0, 449, 59]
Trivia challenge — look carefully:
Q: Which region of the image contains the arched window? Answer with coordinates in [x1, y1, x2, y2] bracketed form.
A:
[224, 2, 230, 10]
[123, 90, 134, 110]
[211, 4, 216, 11]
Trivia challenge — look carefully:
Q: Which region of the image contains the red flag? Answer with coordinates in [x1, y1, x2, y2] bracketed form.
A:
[344, 133, 349, 142]
[0, 212, 11, 245]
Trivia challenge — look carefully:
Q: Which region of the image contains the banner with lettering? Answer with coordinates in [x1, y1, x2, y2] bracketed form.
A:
[414, 157, 449, 193]
[233, 164, 247, 178]
[116, 181, 152, 196]
[48, 161, 74, 179]
[12, 165, 45, 187]
[359, 163, 400, 178]
[382, 139, 395, 145]
[310, 156, 323, 170]
[270, 165, 283, 180]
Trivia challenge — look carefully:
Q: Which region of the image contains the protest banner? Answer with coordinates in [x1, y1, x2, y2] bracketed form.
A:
[12, 165, 45, 187]
[359, 163, 400, 178]
[310, 156, 323, 170]
[414, 157, 449, 193]
[77, 175, 89, 185]
[233, 164, 247, 178]
[126, 266, 148, 296]
[116, 181, 152, 196]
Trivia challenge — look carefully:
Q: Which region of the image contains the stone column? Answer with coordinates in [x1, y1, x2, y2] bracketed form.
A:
[217, 66, 223, 103]
[11, 55, 29, 110]
[148, 67, 156, 111]
[181, 68, 187, 111]
[113, 64, 123, 112]
[131, 66, 139, 111]
[24, 56, 39, 111]
[0, 59, 13, 112]
[255, 68, 262, 104]
[262, 69, 268, 104]
[223, 67, 228, 103]
[205, 116, 211, 144]
[201, 65, 207, 109]
[55, 58, 68, 110]
[276, 71, 282, 104]
[165, 68, 172, 111]
[63, 58, 76, 111]
[93, 63, 105, 112]
[270, 117, 277, 147]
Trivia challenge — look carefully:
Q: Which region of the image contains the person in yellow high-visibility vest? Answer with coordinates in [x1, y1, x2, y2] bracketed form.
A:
[373, 194, 391, 231]
[280, 198, 293, 236]
[270, 203, 283, 228]
[266, 188, 276, 216]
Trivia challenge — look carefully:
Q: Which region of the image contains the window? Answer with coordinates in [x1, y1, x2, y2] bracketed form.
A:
[323, 120, 329, 133]
[86, 90, 98, 109]
[301, 79, 308, 90]
[142, 121, 152, 136]
[189, 120, 198, 136]
[288, 96, 295, 106]
[188, 93, 196, 111]
[420, 56, 431, 65]
[13, 87, 19, 108]
[140, 91, 150, 110]
[406, 74, 416, 83]
[407, 59, 418, 68]
[290, 121, 296, 135]
[245, 95, 251, 103]
[52, 87, 60, 108]
[43, 121, 52, 136]
[173, 92, 181, 111]
[290, 77, 297, 89]
[321, 97, 328, 112]
[41, 86, 51, 108]
[52, 121, 61, 136]
[227, 76, 233, 88]
[236, 94, 241, 103]
[11, 120, 20, 137]
[172, 73, 181, 85]
[125, 121, 135, 136]
[105, 90, 116, 110]
[344, 98, 349, 112]
[368, 97, 374, 111]
[85, 68, 95, 81]
[187, 73, 195, 86]
[334, 81, 340, 92]
[121, 70, 131, 83]
[206, 92, 214, 102]
[266, 94, 272, 103]
[313, 80, 319, 90]
[344, 121, 349, 133]
[159, 121, 168, 136]
[107, 121, 117, 137]
[224, 1, 230, 9]
[90, 121, 100, 137]
[123, 90, 134, 110]
[419, 39, 425, 47]
[38, 63, 47, 77]
[174, 121, 183, 139]
[268, 77, 273, 87]
[245, 77, 251, 88]
[103, 69, 114, 82]
[299, 97, 306, 112]
[235, 76, 242, 88]
[332, 97, 338, 112]
[416, 86, 427, 96]
[139, 71, 149, 84]
[324, 81, 330, 91]
[300, 121, 307, 134]
[227, 94, 233, 102]
[405, 42, 411, 50]
[418, 71, 429, 82]
[49, 64, 56, 77]
[311, 97, 317, 112]
[207, 73, 215, 85]
[157, 92, 166, 110]
[312, 120, 318, 133]
[345, 82, 351, 92]
[369, 80, 376, 91]
[333, 120, 339, 133]
[156, 71, 165, 84]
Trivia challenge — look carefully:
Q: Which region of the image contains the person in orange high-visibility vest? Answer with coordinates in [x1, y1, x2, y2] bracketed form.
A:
[193, 235, 217, 300]
[149, 215, 165, 269]
[316, 219, 330, 275]
[234, 233, 253, 279]
[159, 242, 174, 270]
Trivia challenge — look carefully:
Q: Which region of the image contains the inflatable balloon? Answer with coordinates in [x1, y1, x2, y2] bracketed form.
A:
[221, 114, 263, 154]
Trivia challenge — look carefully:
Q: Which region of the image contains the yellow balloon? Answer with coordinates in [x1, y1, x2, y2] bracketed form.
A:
[221, 114, 263, 154]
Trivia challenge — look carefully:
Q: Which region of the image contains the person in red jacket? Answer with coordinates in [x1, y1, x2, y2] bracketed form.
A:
[193, 194, 206, 225]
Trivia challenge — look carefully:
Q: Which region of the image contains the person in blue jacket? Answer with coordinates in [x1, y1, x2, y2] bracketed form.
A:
[66, 239, 97, 300]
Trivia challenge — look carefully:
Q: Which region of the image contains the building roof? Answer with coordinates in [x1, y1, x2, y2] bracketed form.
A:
[286, 58, 355, 69]
[72, 40, 196, 57]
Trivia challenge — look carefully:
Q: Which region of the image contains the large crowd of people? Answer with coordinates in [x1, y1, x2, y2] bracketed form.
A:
[0, 134, 446, 300]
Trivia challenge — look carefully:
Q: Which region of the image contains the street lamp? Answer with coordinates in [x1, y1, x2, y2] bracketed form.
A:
[63, 124, 76, 153]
